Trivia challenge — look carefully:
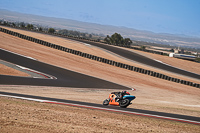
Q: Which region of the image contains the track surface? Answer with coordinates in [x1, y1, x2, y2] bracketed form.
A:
[0, 49, 129, 89]
[0, 91, 199, 125]
[70, 39, 200, 79]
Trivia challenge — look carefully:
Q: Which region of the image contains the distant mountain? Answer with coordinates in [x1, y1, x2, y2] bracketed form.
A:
[0, 9, 200, 49]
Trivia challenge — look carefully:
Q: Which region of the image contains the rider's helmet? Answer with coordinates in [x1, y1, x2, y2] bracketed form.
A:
[122, 90, 130, 95]
[122, 90, 126, 94]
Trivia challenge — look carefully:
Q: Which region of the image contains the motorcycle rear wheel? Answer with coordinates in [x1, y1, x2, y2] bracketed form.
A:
[119, 99, 130, 108]
[103, 99, 109, 105]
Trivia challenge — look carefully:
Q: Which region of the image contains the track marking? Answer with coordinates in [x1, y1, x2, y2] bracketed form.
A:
[131, 88, 136, 91]
[0, 48, 56, 79]
[153, 59, 200, 76]
[83, 43, 91, 46]
[0, 48, 36, 60]
[0, 94, 45, 102]
[16, 65, 57, 79]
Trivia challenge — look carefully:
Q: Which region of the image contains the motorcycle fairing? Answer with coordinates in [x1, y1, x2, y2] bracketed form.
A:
[108, 94, 119, 106]
[123, 95, 136, 101]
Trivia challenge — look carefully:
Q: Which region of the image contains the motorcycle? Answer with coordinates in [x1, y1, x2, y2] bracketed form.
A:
[103, 92, 136, 108]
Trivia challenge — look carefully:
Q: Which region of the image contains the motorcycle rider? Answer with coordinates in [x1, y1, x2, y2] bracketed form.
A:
[115, 90, 130, 101]
[121, 90, 130, 97]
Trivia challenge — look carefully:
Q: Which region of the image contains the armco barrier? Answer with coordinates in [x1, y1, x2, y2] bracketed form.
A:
[0, 26, 199, 88]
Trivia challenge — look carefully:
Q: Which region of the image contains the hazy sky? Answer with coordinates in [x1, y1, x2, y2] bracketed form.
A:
[0, 0, 199, 37]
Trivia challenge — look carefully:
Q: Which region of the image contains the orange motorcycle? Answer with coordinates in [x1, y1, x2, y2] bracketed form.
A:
[103, 91, 136, 108]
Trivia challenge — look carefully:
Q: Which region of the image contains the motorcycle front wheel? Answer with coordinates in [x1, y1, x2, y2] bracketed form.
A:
[119, 99, 130, 108]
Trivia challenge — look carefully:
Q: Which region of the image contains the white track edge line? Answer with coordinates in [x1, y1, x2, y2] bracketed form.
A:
[0, 48, 36, 60]
[0, 94, 45, 102]
[16, 65, 57, 79]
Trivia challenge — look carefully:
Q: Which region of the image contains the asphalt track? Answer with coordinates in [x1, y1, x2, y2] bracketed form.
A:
[0, 49, 129, 89]
[0, 91, 199, 125]
[68, 38, 200, 79]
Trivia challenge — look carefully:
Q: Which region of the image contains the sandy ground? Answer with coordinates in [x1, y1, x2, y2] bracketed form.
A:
[0, 27, 200, 132]
[0, 97, 199, 133]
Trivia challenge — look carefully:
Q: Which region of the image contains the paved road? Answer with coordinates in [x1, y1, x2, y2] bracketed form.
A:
[0, 91, 199, 125]
[69, 38, 200, 79]
[0, 49, 129, 89]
